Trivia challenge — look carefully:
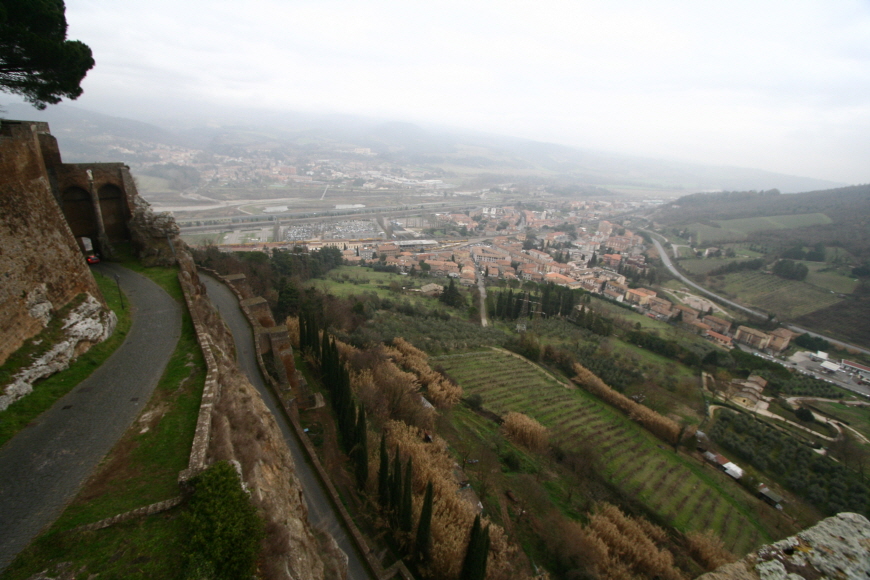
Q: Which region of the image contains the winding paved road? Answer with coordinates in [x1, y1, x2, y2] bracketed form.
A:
[0, 264, 181, 571]
[650, 236, 870, 356]
[200, 274, 372, 580]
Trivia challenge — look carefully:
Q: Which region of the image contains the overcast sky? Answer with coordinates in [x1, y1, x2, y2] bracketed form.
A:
[18, 1, 870, 183]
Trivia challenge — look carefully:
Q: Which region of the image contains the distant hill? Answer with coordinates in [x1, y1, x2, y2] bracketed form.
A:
[650, 186, 870, 259]
[0, 102, 188, 164]
[1, 102, 845, 194]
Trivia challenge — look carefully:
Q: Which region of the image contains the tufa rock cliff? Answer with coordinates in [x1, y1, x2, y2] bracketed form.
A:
[698, 512, 870, 580]
[177, 242, 347, 580]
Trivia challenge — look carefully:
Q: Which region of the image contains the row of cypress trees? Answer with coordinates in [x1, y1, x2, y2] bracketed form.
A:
[299, 311, 368, 490]
[490, 284, 579, 321]
[378, 437, 435, 564]
[301, 311, 488, 579]
[377, 438, 488, 579]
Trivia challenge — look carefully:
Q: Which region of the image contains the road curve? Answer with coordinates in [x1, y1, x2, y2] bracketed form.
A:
[200, 274, 372, 580]
[649, 236, 870, 356]
[0, 264, 181, 571]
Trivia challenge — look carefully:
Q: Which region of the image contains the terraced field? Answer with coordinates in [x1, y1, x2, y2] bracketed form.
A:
[435, 349, 772, 555]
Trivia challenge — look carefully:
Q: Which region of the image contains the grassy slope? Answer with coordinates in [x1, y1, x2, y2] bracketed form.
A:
[0, 271, 133, 447]
[1, 260, 206, 580]
[707, 271, 842, 320]
[434, 350, 787, 556]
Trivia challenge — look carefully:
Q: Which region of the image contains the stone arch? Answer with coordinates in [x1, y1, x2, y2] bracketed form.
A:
[98, 184, 129, 241]
[61, 187, 99, 248]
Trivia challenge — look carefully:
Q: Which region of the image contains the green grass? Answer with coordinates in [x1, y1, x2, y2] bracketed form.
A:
[715, 213, 832, 234]
[0, 272, 133, 448]
[434, 350, 779, 555]
[810, 402, 870, 441]
[1, 261, 207, 580]
[803, 262, 859, 294]
[709, 271, 842, 320]
[678, 258, 747, 276]
[312, 265, 454, 307]
[685, 224, 746, 244]
[686, 213, 833, 245]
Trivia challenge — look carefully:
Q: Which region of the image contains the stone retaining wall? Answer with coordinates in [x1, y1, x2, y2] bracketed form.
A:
[178, 271, 222, 481]
[199, 267, 413, 580]
[74, 497, 184, 533]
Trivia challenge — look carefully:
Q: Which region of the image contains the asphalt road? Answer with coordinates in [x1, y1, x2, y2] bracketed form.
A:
[650, 237, 870, 356]
[200, 274, 372, 580]
[0, 264, 181, 571]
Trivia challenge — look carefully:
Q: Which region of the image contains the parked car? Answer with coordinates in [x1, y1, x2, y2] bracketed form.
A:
[86, 254, 100, 265]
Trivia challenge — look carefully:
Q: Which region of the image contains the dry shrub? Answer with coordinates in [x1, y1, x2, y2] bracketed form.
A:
[384, 421, 523, 580]
[684, 530, 736, 572]
[572, 363, 681, 444]
[501, 412, 548, 453]
[585, 503, 686, 580]
[334, 338, 360, 361]
[426, 376, 463, 409]
[386, 337, 463, 409]
[541, 515, 608, 579]
[350, 358, 434, 431]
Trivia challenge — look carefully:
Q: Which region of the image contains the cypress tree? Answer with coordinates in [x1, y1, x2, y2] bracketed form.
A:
[414, 481, 434, 561]
[390, 446, 402, 516]
[320, 326, 329, 367]
[378, 436, 389, 507]
[460, 515, 490, 580]
[400, 457, 413, 533]
[353, 407, 368, 490]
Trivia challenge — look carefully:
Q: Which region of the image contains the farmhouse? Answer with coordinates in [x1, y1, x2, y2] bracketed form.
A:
[625, 287, 657, 306]
[647, 296, 673, 317]
[705, 330, 733, 348]
[702, 315, 732, 335]
[734, 326, 771, 350]
[768, 327, 796, 352]
[673, 305, 700, 323]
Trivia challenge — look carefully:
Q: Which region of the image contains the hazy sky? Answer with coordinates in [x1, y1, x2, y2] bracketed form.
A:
[17, 1, 870, 183]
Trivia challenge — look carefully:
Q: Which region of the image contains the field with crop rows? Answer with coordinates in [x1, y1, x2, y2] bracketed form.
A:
[713, 272, 842, 319]
[435, 349, 772, 555]
[685, 213, 832, 245]
[678, 258, 746, 275]
[715, 213, 832, 234]
[685, 224, 745, 244]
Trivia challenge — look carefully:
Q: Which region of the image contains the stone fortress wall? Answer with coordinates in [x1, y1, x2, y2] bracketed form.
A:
[0, 120, 108, 366]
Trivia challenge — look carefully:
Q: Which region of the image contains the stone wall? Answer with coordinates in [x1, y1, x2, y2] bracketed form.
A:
[698, 512, 870, 580]
[0, 121, 105, 366]
[175, 256, 348, 579]
[205, 268, 414, 580]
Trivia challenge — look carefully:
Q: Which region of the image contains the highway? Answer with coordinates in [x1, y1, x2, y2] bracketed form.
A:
[649, 236, 870, 357]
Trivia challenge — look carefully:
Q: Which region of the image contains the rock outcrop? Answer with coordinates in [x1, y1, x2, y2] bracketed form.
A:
[697, 513, 870, 580]
[0, 293, 116, 411]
